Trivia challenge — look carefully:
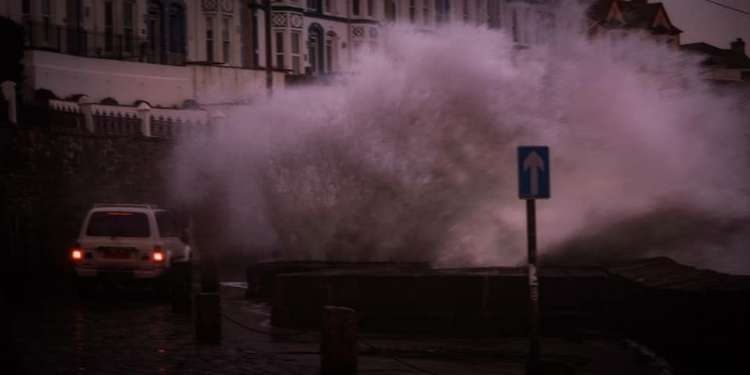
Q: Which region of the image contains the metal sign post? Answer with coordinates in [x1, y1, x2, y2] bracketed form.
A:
[518, 146, 550, 375]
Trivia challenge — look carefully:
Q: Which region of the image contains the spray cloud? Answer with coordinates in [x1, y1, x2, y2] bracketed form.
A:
[171, 4, 750, 274]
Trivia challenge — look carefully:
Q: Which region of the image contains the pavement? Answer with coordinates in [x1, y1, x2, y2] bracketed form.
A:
[3, 280, 671, 375]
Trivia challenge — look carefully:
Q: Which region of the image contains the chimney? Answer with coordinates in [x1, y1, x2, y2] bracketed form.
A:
[731, 38, 745, 55]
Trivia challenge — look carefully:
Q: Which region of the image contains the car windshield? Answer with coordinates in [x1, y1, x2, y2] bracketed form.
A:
[86, 211, 150, 237]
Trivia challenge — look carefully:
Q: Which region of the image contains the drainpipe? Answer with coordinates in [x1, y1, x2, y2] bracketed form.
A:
[265, 0, 273, 96]
[347, 0, 352, 70]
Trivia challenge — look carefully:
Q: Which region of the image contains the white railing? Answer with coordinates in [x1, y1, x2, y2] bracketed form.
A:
[47, 97, 216, 138]
[49, 98, 80, 113]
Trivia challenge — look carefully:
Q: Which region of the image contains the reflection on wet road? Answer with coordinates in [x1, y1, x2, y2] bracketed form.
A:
[7, 288, 313, 375]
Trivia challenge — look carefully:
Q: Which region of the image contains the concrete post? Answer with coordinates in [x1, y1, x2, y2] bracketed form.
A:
[137, 102, 152, 137]
[78, 95, 95, 133]
[321, 306, 358, 375]
[1, 81, 17, 124]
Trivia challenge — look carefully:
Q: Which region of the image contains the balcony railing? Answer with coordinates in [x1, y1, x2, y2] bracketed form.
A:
[22, 19, 186, 66]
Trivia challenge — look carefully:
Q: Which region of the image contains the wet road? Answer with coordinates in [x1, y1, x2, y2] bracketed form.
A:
[4, 286, 315, 375]
[3, 282, 670, 375]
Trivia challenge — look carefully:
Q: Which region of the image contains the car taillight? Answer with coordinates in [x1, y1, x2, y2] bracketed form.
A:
[152, 247, 165, 262]
[71, 249, 83, 261]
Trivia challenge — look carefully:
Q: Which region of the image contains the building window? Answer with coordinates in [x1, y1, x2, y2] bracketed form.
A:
[123, 1, 134, 53]
[308, 24, 323, 75]
[206, 17, 214, 62]
[146, 1, 166, 63]
[275, 31, 284, 69]
[367, 0, 373, 16]
[168, 4, 185, 54]
[409, 0, 416, 23]
[41, 0, 52, 42]
[463, 0, 469, 22]
[325, 0, 333, 13]
[385, 0, 396, 21]
[222, 18, 230, 63]
[488, 0, 500, 28]
[423, 0, 429, 25]
[512, 8, 518, 43]
[325, 39, 332, 72]
[476, 0, 482, 24]
[435, 0, 450, 23]
[291, 31, 301, 74]
[105, 1, 114, 52]
[353, 0, 360, 15]
[325, 32, 336, 73]
[308, 0, 320, 11]
[22, 0, 31, 44]
[252, 10, 259, 66]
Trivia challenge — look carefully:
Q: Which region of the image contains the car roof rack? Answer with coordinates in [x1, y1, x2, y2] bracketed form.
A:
[93, 203, 159, 209]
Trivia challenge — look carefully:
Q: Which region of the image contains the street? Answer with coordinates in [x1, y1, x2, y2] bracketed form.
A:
[2, 279, 669, 375]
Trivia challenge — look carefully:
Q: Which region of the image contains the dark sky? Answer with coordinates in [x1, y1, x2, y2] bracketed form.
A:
[660, 0, 750, 47]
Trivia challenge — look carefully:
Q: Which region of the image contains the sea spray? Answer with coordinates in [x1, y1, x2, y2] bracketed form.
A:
[171, 14, 750, 273]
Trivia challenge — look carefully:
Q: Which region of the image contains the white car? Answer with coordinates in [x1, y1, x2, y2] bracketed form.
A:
[71, 204, 191, 286]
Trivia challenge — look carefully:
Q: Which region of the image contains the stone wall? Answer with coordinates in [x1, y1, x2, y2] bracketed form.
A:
[0, 111, 179, 292]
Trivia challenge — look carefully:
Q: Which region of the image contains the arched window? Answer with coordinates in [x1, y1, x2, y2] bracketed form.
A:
[307, 23, 324, 75]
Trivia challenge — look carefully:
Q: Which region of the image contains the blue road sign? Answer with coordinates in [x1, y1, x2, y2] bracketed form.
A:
[518, 146, 550, 199]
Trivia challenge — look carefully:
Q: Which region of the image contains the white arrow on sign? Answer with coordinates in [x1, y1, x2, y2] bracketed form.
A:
[523, 151, 545, 196]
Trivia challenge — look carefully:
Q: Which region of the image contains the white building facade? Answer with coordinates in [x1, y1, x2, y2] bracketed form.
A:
[1, 1, 552, 106]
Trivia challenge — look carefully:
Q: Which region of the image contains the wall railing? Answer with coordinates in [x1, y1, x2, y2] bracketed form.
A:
[48, 98, 217, 138]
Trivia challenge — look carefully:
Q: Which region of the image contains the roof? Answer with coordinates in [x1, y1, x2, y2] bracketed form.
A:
[682, 41, 750, 69]
[92, 203, 160, 210]
[588, 0, 682, 35]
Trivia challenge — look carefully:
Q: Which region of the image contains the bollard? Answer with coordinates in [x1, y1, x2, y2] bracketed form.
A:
[321, 306, 357, 375]
[1, 81, 17, 124]
[171, 262, 192, 313]
[195, 292, 221, 344]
